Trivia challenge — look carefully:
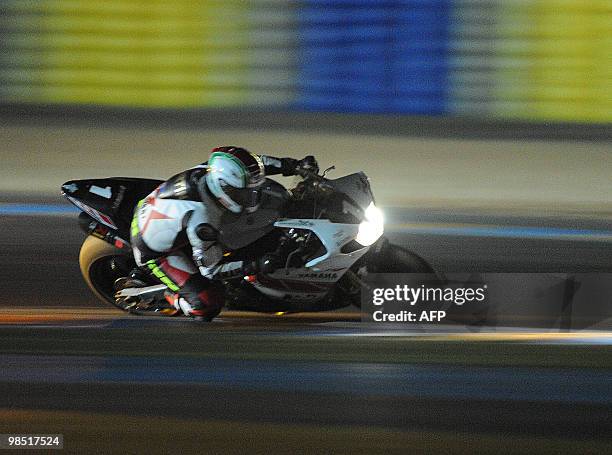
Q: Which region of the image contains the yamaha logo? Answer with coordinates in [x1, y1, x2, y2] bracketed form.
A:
[296, 272, 338, 279]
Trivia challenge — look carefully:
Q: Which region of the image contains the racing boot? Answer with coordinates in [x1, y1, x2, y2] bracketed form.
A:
[166, 294, 214, 322]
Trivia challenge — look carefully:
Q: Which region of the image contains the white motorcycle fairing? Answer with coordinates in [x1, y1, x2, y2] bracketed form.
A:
[248, 218, 371, 302]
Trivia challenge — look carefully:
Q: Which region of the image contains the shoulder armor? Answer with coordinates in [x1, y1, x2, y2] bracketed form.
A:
[157, 169, 203, 201]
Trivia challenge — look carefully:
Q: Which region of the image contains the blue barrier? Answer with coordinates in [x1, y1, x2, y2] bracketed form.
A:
[295, 0, 451, 115]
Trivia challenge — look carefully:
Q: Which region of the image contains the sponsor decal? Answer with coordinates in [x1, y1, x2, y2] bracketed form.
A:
[67, 197, 118, 229]
[295, 272, 338, 280]
[333, 229, 351, 246]
[111, 185, 127, 210]
[62, 183, 78, 194]
[277, 219, 315, 227]
[89, 185, 112, 199]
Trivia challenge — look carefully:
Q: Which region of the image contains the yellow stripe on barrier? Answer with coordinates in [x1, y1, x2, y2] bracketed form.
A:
[17, 0, 253, 106]
[491, 0, 611, 122]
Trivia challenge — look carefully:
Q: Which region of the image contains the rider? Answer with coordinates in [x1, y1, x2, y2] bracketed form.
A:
[130, 146, 317, 321]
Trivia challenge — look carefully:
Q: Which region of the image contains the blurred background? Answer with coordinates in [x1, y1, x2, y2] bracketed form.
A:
[0, 0, 610, 212]
[0, 0, 610, 121]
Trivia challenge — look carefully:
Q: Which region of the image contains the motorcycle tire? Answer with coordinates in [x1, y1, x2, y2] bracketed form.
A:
[79, 235, 131, 308]
[334, 237, 440, 308]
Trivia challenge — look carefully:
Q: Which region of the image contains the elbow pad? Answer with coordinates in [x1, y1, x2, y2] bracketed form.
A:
[195, 223, 218, 241]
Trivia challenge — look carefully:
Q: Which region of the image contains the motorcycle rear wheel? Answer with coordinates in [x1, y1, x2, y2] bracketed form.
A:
[79, 235, 129, 307]
[79, 235, 179, 315]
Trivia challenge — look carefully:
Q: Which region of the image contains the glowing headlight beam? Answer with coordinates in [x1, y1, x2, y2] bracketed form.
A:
[355, 203, 384, 246]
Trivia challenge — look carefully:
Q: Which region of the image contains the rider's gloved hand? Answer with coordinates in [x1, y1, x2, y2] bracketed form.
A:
[296, 155, 319, 176]
[279, 156, 318, 176]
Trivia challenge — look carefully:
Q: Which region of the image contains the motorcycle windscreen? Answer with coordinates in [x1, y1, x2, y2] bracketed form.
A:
[326, 172, 374, 210]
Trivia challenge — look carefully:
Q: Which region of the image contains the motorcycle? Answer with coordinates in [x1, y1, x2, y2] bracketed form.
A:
[61, 160, 436, 315]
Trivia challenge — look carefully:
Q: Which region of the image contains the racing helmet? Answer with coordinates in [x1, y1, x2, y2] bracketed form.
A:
[205, 146, 265, 214]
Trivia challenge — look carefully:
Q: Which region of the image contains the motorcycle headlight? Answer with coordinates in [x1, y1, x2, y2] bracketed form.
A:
[355, 202, 384, 246]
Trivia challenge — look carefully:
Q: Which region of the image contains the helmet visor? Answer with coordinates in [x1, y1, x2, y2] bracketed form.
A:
[220, 181, 261, 212]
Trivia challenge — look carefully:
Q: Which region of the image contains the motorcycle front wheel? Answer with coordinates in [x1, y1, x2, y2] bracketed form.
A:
[334, 237, 441, 308]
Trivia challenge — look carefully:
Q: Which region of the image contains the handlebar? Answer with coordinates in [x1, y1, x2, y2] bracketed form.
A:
[296, 166, 321, 180]
[296, 169, 335, 196]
